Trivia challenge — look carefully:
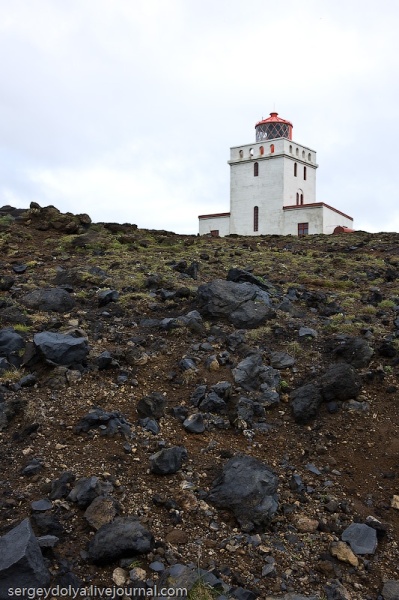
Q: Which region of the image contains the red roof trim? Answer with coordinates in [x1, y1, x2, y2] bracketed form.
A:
[255, 111, 293, 129]
[283, 202, 353, 221]
[198, 212, 231, 220]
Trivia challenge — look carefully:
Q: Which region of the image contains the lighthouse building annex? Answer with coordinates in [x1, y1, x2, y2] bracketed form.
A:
[198, 112, 353, 237]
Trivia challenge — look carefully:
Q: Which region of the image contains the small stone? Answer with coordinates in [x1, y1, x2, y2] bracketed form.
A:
[382, 580, 399, 600]
[306, 463, 322, 475]
[112, 567, 127, 586]
[149, 561, 165, 572]
[341, 522, 378, 554]
[299, 326, 318, 338]
[295, 515, 319, 533]
[37, 535, 59, 548]
[84, 496, 119, 530]
[31, 499, 53, 512]
[391, 495, 399, 510]
[330, 541, 359, 567]
[183, 413, 205, 433]
[129, 566, 147, 582]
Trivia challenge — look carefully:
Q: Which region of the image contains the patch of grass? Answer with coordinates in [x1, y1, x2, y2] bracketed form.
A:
[379, 299, 396, 309]
[284, 341, 302, 357]
[0, 215, 14, 227]
[13, 323, 31, 333]
[188, 580, 219, 600]
[362, 305, 377, 315]
[246, 325, 272, 341]
[0, 368, 25, 383]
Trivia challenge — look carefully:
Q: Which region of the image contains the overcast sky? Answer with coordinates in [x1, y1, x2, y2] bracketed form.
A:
[0, 0, 398, 234]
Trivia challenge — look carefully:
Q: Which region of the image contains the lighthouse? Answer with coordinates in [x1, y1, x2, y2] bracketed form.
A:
[198, 112, 353, 236]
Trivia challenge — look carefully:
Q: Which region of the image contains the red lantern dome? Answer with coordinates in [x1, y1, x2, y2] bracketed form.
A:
[255, 112, 293, 141]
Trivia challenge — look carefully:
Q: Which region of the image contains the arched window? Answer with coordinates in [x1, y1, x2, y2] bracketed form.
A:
[270, 143, 275, 153]
[296, 192, 299, 205]
[239, 149, 243, 158]
[254, 162, 259, 177]
[308, 152, 311, 161]
[249, 148, 254, 157]
[302, 150, 305, 159]
[304, 166, 307, 180]
[289, 145, 293, 154]
[296, 147, 299, 156]
[294, 162, 297, 177]
[300, 193, 304, 205]
[259, 146, 264, 156]
[254, 206, 259, 232]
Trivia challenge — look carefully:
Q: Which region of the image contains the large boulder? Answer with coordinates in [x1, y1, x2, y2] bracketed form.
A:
[0, 519, 50, 595]
[21, 287, 75, 313]
[208, 454, 279, 531]
[149, 446, 187, 475]
[87, 517, 154, 564]
[233, 353, 280, 392]
[0, 328, 25, 359]
[291, 384, 323, 424]
[328, 335, 374, 368]
[33, 331, 89, 366]
[197, 279, 275, 329]
[67, 476, 113, 509]
[320, 363, 361, 402]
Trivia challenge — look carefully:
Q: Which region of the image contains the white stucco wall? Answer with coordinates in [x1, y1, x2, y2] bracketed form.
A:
[199, 214, 230, 236]
[283, 204, 354, 235]
[320, 204, 353, 234]
[228, 138, 318, 236]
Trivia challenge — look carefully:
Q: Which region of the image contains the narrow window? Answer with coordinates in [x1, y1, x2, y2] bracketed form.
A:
[308, 152, 311, 161]
[254, 162, 259, 177]
[249, 148, 254, 157]
[300, 193, 304, 205]
[254, 206, 259, 232]
[289, 145, 293, 154]
[239, 149, 243, 158]
[259, 146, 264, 155]
[298, 222, 309, 236]
[304, 166, 307, 180]
[296, 192, 299, 205]
[296, 147, 299, 156]
[294, 162, 297, 177]
[302, 150, 305, 159]
[270, 143, 275, 153]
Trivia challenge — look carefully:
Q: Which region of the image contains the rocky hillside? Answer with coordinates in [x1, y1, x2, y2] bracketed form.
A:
[0, 203, 399, 600]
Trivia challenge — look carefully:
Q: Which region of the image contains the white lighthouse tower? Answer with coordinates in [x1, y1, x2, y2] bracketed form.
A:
[199, 112, 353, 236]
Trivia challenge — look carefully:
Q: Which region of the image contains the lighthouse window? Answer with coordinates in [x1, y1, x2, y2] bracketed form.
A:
[254, 162, 259, 177]
[296, 192, 299, 205]
[304, 166, 307, 180]
[254, 206, 259, 232]
[302, 150, 305, 159]
[239, 149, 243, 158]
[296, 147, 299, 156]
[249, 148, 254, 157]
[301, 193, 304, 204]
[259, 146, 264, 155]
[298, 222, 309, 236]
[289, 145, 293, 154]
[270, 143, 275, 153]
[294, 162, 297, 177]
[308, 152, 311, 161]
